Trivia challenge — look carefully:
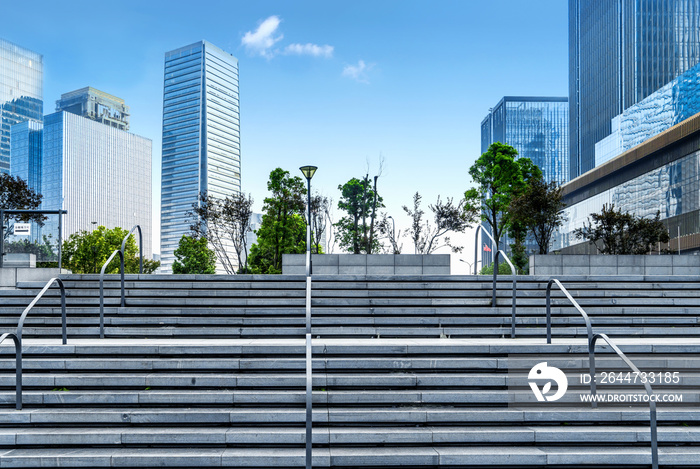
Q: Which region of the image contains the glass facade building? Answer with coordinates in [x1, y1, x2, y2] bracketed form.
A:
[554, 112, 700, 253]
[569, 0, 700, 179]
[160, 41, 240, 272]
[595, 60, 700, 165]
[1, 39, 42, 173]
[37, 111, 153, 257]
[481, 97, 569, 185]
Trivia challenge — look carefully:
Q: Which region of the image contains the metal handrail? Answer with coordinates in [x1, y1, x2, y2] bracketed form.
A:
[1, 277, 67, 410]
[0, 333, 21, 409]
[121, 225, 143, 275]
[589, 333, 658, 469]
[97, 225, 142, 338]
[474, 225, 518, 337]
[99, 249, 124, 339]
[546, 278, 593, 345]
[544, 279, 657, 468]
[17, 278, 67, 345]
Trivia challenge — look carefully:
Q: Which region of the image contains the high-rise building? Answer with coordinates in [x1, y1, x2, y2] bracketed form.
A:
[481, 97, 569, 185]
[0, 39, 43, 173]
[56, 87, 130, 131]
[160, 40, 241, 273]
[11, 111, 153, 258]
[569, 0, 700, 179]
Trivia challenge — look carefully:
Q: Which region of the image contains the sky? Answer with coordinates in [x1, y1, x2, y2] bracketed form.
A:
[2, 0, 568, 272]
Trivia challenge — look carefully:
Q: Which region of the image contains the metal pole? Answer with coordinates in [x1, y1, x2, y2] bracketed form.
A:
[58, 212, 62, 270]
[307, 178, 312, 276]
[0, 209, 4, 269]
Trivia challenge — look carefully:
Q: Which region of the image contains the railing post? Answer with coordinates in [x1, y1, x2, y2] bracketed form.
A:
[0, 333, 22, 410]
[492, 250, 498, 307]
[58, 211, 62, 271]
[546, 279, 553, 344]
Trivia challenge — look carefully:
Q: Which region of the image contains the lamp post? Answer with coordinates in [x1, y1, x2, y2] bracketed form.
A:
[299, 166, 317, 276]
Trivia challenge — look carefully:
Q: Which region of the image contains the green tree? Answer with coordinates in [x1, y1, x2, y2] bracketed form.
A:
[464, 142, 542, 266]
[248, 168, 307, 274]
[335, 174, 384, 254]
[574, 204, 669, 254]
[189, 192, 254, 274]
[172, 235, 216, 274]
[403, 192, 477, 254]
[0, 173, 45, 240]
[61, 226, 159, 274]
[509, 178, 566, 255]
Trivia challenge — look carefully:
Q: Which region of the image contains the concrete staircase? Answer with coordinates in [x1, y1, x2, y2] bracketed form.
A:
[0, 274, 699, 467]
[2, 274, 700, 339]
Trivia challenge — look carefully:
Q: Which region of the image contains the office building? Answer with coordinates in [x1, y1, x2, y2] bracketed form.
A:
[0, 39, 42, 173]
[11, 111, 152, 258]
[160, 40, 241, 273]
[569, 0, 700, 179]
[553, 111, 700, 254]
[55, 87, 130, 131]
[481, 97, 569, 185]
[595, 61, 700, 166]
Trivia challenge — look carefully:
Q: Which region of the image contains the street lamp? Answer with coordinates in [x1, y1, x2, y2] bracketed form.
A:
[299, 166, 317, 276]
[387, 215, 396, 254]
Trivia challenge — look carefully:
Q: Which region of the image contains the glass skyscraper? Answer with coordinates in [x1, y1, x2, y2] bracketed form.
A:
[12, 111, 153, 258]
[160, 41, 241, 272]
[481, 97, 569, 185]
[569, 0, 700, 179]
[1, 39, 43, 174]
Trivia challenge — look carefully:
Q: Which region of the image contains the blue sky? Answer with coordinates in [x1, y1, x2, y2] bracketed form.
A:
[3, 0, 568, 265]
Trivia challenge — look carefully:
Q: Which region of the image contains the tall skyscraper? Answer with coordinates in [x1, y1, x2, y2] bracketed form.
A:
[569, 0, 700, 179]
[0, 39, 43, 173]
[481, 97, 569, 185]
[160, 40, 241, 272]
[56, 87, 130, 131]
[11, 110, 153, 258]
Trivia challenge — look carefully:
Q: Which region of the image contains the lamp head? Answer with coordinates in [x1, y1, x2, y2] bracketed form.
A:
[299, 165, 318, 180]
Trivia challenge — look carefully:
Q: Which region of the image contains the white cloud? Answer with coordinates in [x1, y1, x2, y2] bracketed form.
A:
[342, 60, 373, 83]
[242, 16, 283, 58]
[284, 43, 334, 58]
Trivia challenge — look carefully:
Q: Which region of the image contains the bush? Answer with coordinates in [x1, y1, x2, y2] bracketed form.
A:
[479, 262, 518, 275]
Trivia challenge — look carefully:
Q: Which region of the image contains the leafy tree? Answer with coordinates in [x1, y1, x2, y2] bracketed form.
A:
[61, 225, 159, 274]
[172, 235, 216, 274]
[509, 178, 566, 255]
[248, 168, 307, 274]
[189, 192, 255, 274]
[402, 192, 477, 254]
[0, 173, 45, 240]
[377, 213, 403, 254]
[574, 204, 669, 254]
[308, 193, 331, 254]
[335, 174, 384, 254]
[464, 142, 542, 255]
[4, 235, 57, 261]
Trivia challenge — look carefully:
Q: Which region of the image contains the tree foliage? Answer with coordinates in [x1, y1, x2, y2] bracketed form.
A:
[464, 142, 542, 252]
[189, 192, 254, 274]
[574, 204, 670, 254]
[172, 235, 216, 274]
[335, 174, 384, 254]
[248, 168, 307, 274]
[402, 192, 477, 254]
[308, 193, 331, 254]
[61, 225, 159, 274]
[376, 213, 403, 254]
[0, 173, 45, 240]
[509, 178, 566, 255]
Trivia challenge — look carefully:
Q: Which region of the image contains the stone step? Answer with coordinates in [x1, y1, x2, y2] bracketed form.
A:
[0, 388, 696, 406]
[0, 425, 697, 446]
[2, 445, 700, 467]
[0, 406, 696, 425]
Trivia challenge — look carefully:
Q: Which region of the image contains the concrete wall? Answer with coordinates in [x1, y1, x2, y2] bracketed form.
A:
[0, 268, 68, 289]
[529, 254, 700, 276]
[282, 254, 450, 275]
